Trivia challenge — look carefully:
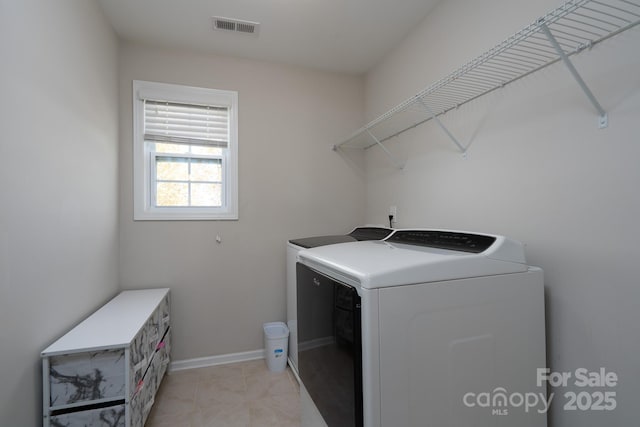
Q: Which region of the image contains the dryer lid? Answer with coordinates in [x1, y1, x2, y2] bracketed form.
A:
[288, 226, 393, 249]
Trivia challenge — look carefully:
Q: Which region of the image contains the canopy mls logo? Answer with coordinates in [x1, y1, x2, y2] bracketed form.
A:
[462, 368, 618, 416]
[463, 388, 552, 415]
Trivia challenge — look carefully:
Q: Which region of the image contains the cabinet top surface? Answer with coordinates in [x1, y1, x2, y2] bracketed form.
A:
[41, 288, 170, 356]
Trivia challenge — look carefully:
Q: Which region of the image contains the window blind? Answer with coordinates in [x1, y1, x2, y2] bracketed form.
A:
[144, 100, 229, 147]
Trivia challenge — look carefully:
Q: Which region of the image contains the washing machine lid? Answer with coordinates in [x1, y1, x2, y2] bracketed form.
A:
[288, 226, 393, 249]
[297, 229, 529, 289]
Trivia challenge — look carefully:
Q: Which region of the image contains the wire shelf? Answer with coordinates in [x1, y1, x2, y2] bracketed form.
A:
[335, 0, 640, 153]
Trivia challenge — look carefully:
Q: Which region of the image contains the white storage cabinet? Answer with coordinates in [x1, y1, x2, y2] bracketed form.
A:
[41, 288, 171, 427]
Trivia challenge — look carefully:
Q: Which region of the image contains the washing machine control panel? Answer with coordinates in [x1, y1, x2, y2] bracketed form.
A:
[386, 230, 496, 253]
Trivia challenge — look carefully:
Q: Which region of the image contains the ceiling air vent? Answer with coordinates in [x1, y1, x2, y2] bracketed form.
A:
[212, 17, 260, 36]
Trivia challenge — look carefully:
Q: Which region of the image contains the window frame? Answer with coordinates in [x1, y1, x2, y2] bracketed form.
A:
[132, 80, 238, 220]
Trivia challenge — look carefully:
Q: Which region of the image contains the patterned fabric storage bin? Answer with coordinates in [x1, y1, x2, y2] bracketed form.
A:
[49, 349, 126, 407]
[50, 403, 126, 427]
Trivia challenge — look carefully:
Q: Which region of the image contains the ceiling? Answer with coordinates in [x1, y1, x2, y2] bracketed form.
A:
[97, 0, 441, 75]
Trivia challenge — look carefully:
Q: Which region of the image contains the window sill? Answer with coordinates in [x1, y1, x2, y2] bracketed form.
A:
[133, 210, 238, 221]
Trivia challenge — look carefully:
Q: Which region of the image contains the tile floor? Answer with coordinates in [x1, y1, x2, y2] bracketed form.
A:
[146, 360, 301, 427]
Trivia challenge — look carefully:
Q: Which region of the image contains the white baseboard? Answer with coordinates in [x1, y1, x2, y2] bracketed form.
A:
[169, 349, 265, 372]
[288, 357, 301, 385]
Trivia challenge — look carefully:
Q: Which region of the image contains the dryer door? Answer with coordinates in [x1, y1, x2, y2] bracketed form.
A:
[296, 263, 363, 427]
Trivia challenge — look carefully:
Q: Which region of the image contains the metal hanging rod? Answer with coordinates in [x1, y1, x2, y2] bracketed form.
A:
[335, 0, 640, 157]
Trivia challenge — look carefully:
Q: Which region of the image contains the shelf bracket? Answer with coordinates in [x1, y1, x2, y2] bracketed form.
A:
[416, 97, 467, 154]
[365, 129, 405, 169]
[539, 22, 608, 128]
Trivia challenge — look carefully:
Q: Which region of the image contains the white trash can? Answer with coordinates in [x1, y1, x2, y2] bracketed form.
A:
[263, 321, 289, 373]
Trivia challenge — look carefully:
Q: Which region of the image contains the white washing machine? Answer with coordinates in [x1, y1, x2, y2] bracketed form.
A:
[296, 229, 547, 427]
[287, 227, 393, 376]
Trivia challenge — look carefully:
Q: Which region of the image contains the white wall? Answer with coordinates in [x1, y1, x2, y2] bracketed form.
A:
[118, 43, 365, 361]
[364, 0, 640, 426]
[0, 0, 119, 425]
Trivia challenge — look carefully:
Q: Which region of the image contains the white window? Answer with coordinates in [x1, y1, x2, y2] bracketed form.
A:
[133, 81, 238, 220]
